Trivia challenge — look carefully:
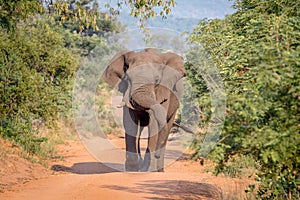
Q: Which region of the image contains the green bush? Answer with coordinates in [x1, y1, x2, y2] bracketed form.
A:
[187, 0, 300, 199]
[0, 0, 122, 157]
[0, 21, 77, 155]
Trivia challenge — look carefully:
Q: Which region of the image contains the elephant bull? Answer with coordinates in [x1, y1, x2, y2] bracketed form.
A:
[102, 48, 185, 172]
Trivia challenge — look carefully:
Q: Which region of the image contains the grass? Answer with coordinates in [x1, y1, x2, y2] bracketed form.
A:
[0, 117, 79, 168]
[206, 155, 259, 179]
[202, 155, 258, 200]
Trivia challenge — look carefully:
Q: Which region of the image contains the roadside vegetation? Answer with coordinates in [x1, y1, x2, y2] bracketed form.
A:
[0, 0, 123, 161]
[187, 0, 300, 199]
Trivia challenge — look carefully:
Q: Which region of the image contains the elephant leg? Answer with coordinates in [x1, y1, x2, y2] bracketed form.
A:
[126, 123, 145, 171]
[140, 114, 159, 172]
[123, 107, 144, 171]
[125, 135, 139, 171]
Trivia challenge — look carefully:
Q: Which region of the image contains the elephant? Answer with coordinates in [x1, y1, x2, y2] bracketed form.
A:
[102, 48, 186, 172]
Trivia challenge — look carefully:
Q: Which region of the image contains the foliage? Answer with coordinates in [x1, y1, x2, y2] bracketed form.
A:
[187, 0, 300, 199]
[0, 0, 177, 32]
[46, 15, 121, 57]
[117, 0, 235, 32]
[0, 0, 126, 158]
[0, 0, 42, 30]
[50, 0, 100, 31]
[105, 0, 176, 28]
[0, 20, 77, 155]
[0, 0, 107, 32]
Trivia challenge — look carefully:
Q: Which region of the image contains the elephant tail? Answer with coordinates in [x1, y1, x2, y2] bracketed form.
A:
[172, 122, 194, 134]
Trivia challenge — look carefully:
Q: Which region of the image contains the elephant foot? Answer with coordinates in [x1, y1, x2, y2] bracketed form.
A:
[125, 161, 139, 171]
[140, 152, 150, 172]
[125, 153, 141, 172]
[156, 148, 165, 172]
[140, 151, 159, 172]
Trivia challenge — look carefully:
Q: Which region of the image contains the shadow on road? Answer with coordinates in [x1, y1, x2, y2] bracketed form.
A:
[100, 180, 222, 200]
[51, 162, 123, 174]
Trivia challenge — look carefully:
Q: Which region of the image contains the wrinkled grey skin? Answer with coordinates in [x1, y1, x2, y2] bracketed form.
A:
[102, 48, 185, 172]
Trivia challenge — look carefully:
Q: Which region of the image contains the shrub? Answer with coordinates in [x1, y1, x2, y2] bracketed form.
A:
[187, 0, 300, 199]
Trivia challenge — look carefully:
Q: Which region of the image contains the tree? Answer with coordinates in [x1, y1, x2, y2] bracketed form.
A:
[187, 0, 300, 199]
[0, 0, 177, 31]
[0, 0, 125, 156]
[0, 20, 77, 154]
[0, 0, 41, 30]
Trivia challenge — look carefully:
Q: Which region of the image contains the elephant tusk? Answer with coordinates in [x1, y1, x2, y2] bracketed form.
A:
[116, 101, 126, 108]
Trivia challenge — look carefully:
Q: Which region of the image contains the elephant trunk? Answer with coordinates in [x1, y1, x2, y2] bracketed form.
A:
[149, 103, 168, 159]
[149, 104, 167, 129]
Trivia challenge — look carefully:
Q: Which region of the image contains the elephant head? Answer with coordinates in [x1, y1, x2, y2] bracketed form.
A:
[102, 48, 185, 111]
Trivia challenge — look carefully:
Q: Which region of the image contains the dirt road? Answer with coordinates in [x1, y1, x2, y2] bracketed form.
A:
[0, 134, 251, 200]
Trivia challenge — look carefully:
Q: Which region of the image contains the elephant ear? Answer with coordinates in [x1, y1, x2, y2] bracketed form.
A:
[102, 50, 132, 87]
[161, 52, 186, 77]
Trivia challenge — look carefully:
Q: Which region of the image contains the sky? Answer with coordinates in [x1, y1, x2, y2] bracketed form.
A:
[98, 0, 235, 32]
[100, 0, 235, 19]
[163, 0, 235, 19]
